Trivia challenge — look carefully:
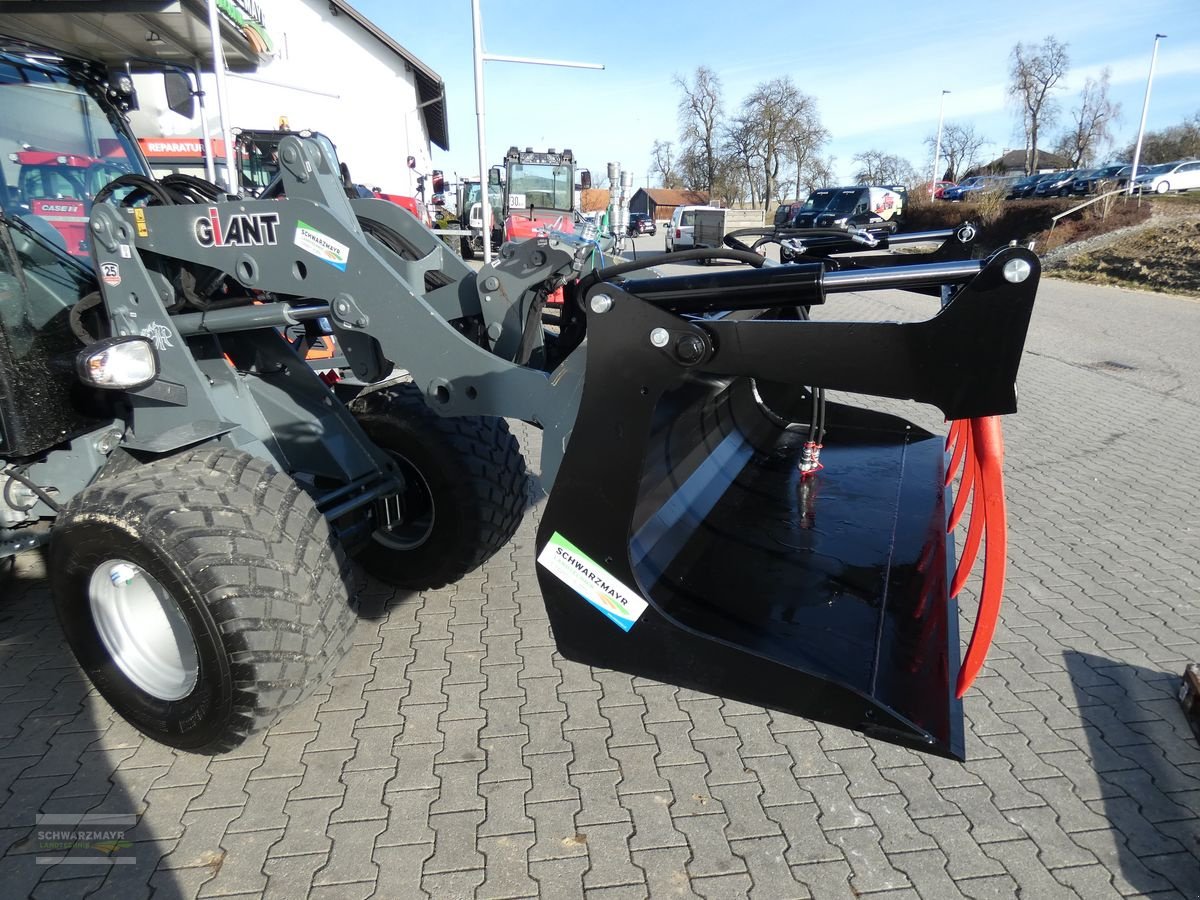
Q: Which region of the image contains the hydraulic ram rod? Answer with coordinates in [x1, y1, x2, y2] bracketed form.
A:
[823, 259, 981, 292]
[621, 258, 984, 313]
[172, 302, 332, 336]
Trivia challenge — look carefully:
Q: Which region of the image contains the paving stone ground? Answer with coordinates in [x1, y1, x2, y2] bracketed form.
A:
[1, 267, 1199, 899]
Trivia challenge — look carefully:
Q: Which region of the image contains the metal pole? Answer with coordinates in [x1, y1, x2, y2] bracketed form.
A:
[471, 0, 491, 265]
[930, 90, 949, 199]
[1128, 34, 1166, 197]
[190, 61, 217, 183]
[204, 0, 236, 192]
[469, 1, 602, 267]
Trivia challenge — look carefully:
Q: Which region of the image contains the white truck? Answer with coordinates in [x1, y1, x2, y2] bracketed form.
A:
[692, 207, 766, 259]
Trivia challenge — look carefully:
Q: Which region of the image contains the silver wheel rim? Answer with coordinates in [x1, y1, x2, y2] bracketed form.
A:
[372, 453, 436, 551]
[88, 560, 199, 701]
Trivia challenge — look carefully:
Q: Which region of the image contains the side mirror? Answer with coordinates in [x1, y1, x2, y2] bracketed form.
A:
[488, 167, 501, 186]
[163, 70, 195, 118]
[432, 170, 445, 193]
[580, 169, 592, 190]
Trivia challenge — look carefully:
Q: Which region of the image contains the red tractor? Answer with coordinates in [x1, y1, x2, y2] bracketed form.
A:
[9, 149, 130, 256]
[491, 146, 582, 246]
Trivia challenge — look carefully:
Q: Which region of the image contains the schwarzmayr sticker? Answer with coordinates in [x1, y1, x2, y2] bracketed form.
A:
[294, 220, 350, 271]
[537, 532, 648, 631]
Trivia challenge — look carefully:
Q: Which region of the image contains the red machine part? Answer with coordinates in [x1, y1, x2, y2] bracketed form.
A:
[375, 192, 431, 227]
[945, 416, 1008, 697]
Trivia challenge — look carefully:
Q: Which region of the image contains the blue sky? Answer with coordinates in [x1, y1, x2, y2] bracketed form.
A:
[360, 0, 1199, 187]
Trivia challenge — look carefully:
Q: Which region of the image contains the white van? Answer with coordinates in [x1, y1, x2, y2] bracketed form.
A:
[666, 205, 719, 252]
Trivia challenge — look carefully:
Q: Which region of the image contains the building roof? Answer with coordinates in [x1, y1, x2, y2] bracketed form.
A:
[0, 0, 272, 70]
[989, 149, 1073, 171]
[636, 188, 711, 206]
[329, 0, 448, 150]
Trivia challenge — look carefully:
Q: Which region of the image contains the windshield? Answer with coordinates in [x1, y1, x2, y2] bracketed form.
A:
[506, 162, 572, 211]
[799, 190, 836, 212]
[1, 53, 144, 256]
[1145, 163, 1173, 175]
[825, 189, 865, 214]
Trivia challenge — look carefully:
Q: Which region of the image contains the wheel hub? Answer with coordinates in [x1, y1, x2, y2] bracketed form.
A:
[373, 453, 436, 551]
[88, 560, 199, 701]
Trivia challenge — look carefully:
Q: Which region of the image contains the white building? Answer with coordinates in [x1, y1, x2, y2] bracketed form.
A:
[129, 0, 448, 198]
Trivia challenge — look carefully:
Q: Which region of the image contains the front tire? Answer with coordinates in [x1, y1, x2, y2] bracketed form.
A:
[1156, 181, 1170, 194]
[350, 381, 527, 589]
[50, 448, 356, 753]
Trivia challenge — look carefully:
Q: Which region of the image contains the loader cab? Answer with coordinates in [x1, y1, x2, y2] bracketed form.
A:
[0, 38, 152, 456]
[0, 40, 148, 256]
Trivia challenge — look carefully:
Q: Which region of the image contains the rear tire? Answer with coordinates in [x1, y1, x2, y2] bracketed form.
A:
[460, 237, 475, 260]
[50, 447, 356, 753]
[350, 381, 527, 589]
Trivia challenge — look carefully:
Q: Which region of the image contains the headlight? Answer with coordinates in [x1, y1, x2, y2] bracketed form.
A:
[76, 336, 159, 390]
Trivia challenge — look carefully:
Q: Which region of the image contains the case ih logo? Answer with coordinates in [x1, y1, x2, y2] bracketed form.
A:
[38, 202, 83, 213]
[194, 208, 280, 248]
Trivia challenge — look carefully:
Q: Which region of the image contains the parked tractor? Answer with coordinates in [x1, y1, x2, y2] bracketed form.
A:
[1, 36, 1038, 761]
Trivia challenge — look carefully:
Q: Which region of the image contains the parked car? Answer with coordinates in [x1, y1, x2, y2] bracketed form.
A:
[627, 212, 656, 236]
[1132, 159, 1200, 194]
[1070, 164, 1125, 196]
[1008, 172, 1055, 199]
[919, 180, 955, 199]
[1114, 164, 1151, 189]
[941, 176, 989, 201]
[665, 204, 719, 251]
[1033, 170, 1077, 197]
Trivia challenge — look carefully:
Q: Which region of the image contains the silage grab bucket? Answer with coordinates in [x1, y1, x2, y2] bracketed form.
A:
[535, 247, 1038, 760]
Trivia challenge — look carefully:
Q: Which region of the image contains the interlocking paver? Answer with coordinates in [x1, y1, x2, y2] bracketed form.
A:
[479, 777, 534, 838]
[580, 820, 642, 890]
[313, 818, 386, 886]
[529, 855, 589, 900]
[478, 832, 538, 899]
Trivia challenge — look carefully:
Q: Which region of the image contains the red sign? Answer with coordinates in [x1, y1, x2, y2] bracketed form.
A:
[138, 137, 227, 159]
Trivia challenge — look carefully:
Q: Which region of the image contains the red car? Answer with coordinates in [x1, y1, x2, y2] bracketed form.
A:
[921, 180, 956, 200]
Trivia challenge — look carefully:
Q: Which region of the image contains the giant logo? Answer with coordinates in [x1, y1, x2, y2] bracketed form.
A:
[194, 207, 280, 248]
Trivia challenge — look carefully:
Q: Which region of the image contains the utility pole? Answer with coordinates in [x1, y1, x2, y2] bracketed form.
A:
[1128, 34, 1166, 196]
[930, 89, 950, 199]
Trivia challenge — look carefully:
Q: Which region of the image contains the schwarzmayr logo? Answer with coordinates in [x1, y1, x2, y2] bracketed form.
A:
[555, 546, 632, 611]
[537, 532, 648, 632]
[34, 813, 137, 865]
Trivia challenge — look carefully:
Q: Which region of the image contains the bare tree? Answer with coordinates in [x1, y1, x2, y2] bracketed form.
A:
[1055, 69, 1120, 167]
[675, 66, 723, 194]
[924, 122, 987, 182]
[723, 115, 762, 207]
[1122, 110, 1200, 164]
[804, 155, 836, 193]
[738, 77, 822, 208]
[1009, 36, 1070, 173]
[852, 150, 919, 186]
[650, 139, 682, 189]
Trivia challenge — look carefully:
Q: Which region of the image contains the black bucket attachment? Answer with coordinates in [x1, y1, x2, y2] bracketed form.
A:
[536, 247, 1038, 760]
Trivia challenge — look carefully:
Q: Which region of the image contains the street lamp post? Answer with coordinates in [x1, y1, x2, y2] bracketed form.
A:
[471, 1, 603, 265]
[930, 90, 950, 200]
[1128, 33, 1167, 196]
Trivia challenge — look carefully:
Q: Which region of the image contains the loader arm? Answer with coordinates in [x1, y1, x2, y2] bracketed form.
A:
[83, 136, 1039, 759]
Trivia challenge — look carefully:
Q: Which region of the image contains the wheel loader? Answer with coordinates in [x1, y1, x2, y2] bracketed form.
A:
[0, 38, 1037, 760]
